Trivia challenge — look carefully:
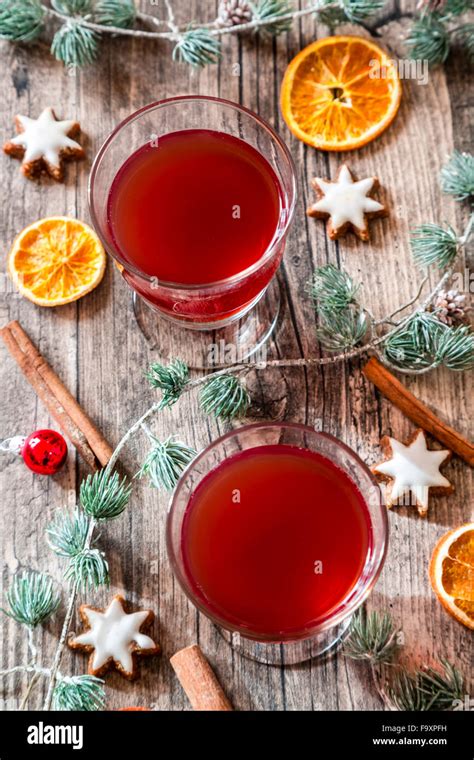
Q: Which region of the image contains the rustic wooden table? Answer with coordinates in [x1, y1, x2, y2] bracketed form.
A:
[0, 2, 472, 711]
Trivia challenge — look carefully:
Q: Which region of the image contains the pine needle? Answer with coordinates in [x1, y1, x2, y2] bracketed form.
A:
[0, 0, 45, 42]
[2, 571, 60, 628]
[199, 374, 251, 420]
[137, 434, 196, 491]
[147, 359, 189, 409]
[80, 470, 132, 521]
[172, 28, 221, 66]
[46, 509, 90, 558]
[343, 608, 401, 664]
[53, 675, 105, 711]
[440, 150, 474, 201]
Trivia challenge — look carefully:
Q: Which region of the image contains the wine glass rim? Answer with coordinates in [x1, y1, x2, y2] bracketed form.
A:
[167, 421, 389, 642]
[88, 95, 298, 290]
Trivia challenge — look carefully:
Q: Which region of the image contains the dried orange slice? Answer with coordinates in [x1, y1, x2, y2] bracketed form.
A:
[8, 217, 106, 307]
[429, 523, 474, 630]
[280, 36, 402, 151]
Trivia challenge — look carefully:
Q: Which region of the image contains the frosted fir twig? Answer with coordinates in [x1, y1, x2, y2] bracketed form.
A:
[43, 517, 96, 711]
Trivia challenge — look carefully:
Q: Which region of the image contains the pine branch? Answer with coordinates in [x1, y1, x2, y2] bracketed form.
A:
[410, 223, 460, 269]
[440, 150, 474, 201]
[0, 0, 45, 42]
[137, 434, 196, 491]
[80, 469, 132, 520]
[454, 22, 474, 62]
[199, 374, 251, 420]
[147, 359, 189, 409]
[251, 0, 293, 36]
[388, 660, 464, 711]
[52, 0, 92, 13]
[343, 608, 401, 664]
[64, 548, 109, 592]
[406, 0, 473, 67]
[52, 675, 106, 711]
[436, 324, 474, 370]
[1, 572, 60, 628]
[341, 0, 385, 23]
[51, 21, 99, 66]
[94, 0, 136, 28]
[406, 13, 451, 65]
[172, 27, 221, 66]
[310, 264, 360, 312]
[46, 509, 90, 558]
[1, 1, 386, 68]
[441, 0, 472, 16]
[382, 310, 474, 372]
[317, 307, 369, 352]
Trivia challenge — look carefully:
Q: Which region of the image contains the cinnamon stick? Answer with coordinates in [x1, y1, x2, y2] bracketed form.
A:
[170, 644, 232, 711]
[0, 320, 113, 470]
[363, 356, 474, 467]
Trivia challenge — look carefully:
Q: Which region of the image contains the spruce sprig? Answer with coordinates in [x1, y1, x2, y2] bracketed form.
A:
[251, 0, 293, 36]
[80, 469, 132, 520]
[343, 608, 401, 664]
[51, 22, 99, 67]
[406, 13, 451, 65]
[94, 0, 136, 28]
[383, 311, 474, 372]
[310, 265, 369, 352]
[46, 509, 90, 558]
[52, 675, 106, 711]
[0, 0, 386, 69]
[138, 434, 196, 491]
[0, 0, 45, 42]
[172, 28, 221, 67]
[388, 660, 464, 711]
[410, 223, 459, 269]
[310, 264, 360, 312]
[406, 5, 473, 66]
[440, 150, 474, 201]
[64, 548, 109, 592]
[2, 572, 60, 628]
[343, 609, 465, 711]
[199, 374, 251, 420]
[147, 359, 189, 409]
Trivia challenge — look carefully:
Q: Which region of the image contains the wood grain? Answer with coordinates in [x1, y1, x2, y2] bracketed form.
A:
[0, 2, 472, 711]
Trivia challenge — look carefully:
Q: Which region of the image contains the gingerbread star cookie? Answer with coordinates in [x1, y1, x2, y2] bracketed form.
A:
[307, 164, 386, 241]
[69, 595, 160, 680]
[3, 107, 85, 181]
[372, 429, 453, 517]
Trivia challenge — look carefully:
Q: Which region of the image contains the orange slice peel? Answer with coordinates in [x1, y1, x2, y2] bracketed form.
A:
[280, 35, 402, 151]
[429, 523, 474, 630]
[8, 216, 106, 307]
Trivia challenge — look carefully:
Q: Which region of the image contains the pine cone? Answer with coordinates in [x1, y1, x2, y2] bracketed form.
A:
[432, 288, 470, 326]
[216, 0, 253, 28]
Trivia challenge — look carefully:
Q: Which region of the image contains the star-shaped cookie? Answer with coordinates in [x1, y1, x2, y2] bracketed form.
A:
[3, 107, 85, 181]
[372, 429, 453, 517]
[307, 164, 386, 241]
[69, 595, 160, 679]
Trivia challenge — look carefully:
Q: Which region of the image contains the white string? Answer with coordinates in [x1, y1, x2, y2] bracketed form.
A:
[0, 436, 25, 456]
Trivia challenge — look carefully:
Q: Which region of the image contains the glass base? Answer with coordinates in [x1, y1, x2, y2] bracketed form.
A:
[132, 278, 281, 370]
[216, 617, 352, 666]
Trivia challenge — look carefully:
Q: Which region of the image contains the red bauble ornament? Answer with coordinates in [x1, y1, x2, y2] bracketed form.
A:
[21, 429, 68, 475]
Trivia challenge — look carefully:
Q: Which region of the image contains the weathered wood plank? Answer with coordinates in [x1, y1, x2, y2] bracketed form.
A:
[0, 1, 472, 711]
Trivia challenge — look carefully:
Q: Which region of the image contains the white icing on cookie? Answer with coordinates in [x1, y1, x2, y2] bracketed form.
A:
[375, 431, 451, 512]
[312, 165, 384, 232]
[10, 108, 81, 169]
[72, 597, 156, 674]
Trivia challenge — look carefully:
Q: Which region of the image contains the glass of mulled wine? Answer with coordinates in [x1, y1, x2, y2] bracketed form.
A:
[89, 97, 296, 367]
[167, 422, 388, 665]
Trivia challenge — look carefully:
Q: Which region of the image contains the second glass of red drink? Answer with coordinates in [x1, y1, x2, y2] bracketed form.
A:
[89, 97, 296, 366]
[167, 423, 388, 665]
